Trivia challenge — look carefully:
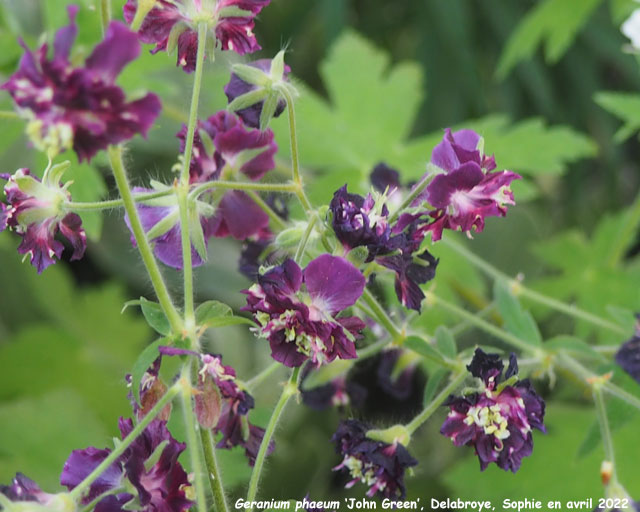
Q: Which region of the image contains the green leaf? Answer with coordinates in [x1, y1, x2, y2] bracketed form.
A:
[530, 207, 640, 342]
[422, 368, 449, 407]
[0, 390, 108, 489]
[441, 405, 640, 502]
[131, 339, 167, 404]
[434, 326, 457, 359]
[203, 316, 255, 328]
[124, 297, 171, 336]
[404, 335, 446, 365]
[195, 300, 233, 324]
[595, 92, 640, 143]
[494, 280, 542, 347]
[496, 0, 603, 79]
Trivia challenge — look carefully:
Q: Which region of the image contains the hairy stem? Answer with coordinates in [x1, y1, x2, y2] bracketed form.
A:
[441, 237, 626, 335]
[406, 371, 466, 434]
[294, 213, 318, 263]
[245, 190, 287, 231]
[69, 383, 181, 501]
[180, 369, 207, 512]
[360, 288, 404, 343]
[200, 428, 230, 512]
[593, 386, 617, 477]
[99, 0, 111, 35]
[0, 110, 19, 119]
[279, 87, 312, 211]
[246, 367, 300, 509]
[428, 291, 538, 354]
[108, 146, 183, 334]
[388, 171, 435, 223]
[66, 189, 174, 211]
[190, 180, 297, 198]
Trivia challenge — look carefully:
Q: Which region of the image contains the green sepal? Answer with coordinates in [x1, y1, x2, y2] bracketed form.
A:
[231, 63, 270, 87]
[227, 88, 268, 113]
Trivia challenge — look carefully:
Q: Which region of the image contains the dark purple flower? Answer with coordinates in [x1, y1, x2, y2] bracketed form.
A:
[330, 185, 391, 254]
[370, 163, 402, 194]
[61, 418, 192, 512]
[2, 6, 161, 162]
[2, 167, 86, 273]
[224, 56, 290, 129]
[332, 419, 417, 500]
[157, 347, 273, 465]
[244, 255, 366, 367]
[615, 316, 640, 383]
[328, 185, 438, 311]
[123, 0, 270, 73]
[0, 473, 60, 506]
[440, 349, 545, 473]
[0, 202, 8, 232]
[421, 128, 520, 241]
[177, 110, 277, 241]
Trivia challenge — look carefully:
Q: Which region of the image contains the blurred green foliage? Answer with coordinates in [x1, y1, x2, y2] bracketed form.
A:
[0, 0, 639, 505]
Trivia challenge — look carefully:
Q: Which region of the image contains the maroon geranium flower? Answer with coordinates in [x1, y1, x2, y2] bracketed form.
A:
[440, 349, 545, 473]
[243, 255, 366, 367]
[123, 0, 270, 73]
[328, 185, 438, 311]
[2, 6, 161, 162]
[1, 166, 86, 273]
[421, 128, 520, 241]
[61, 418, 192, 512]
[332, 419, 417, 500]
[158, 347, 274, 465]
[0, 474, 74, 510]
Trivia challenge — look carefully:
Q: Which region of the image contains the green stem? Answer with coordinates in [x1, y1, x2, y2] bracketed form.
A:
[449, 302, 496, 337]
[593, 386, 616, 473]
[178, 187, 195, 329]
[441, 237, 627, 335]
[279, 87, 312, 211]
[357, 338, 390, 359]
[428, 291, 538, 354]
[108, 146, 183, 334]
[388, 171, 435, 223]
[177, 22, 207, 330]
[0, 110, 19, 120]
[200, 428, 230, 512]
[180, 369, 207, 512]
[294, 213, 318, 263]
[246, 367, 300, 510]
[190, 180, 297, 198]
[246, 362, 282, 391]
[69, 383, 181, 501]
[607, 190, 640, 267]
[556, 354, 640, 411]
[66, 189, 174, 211]
[406, 371, 466, 434]
[180, 23, 207, 187]
[245, 190, 287, 231]
[360, 288, 404, 343]
[99, 0, 111, 35]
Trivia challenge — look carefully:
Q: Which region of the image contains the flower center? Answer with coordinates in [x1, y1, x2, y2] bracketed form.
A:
[464, 404, 511, 440]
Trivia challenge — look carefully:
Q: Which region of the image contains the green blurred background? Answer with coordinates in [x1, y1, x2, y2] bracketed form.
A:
[1, 0, 640, 507]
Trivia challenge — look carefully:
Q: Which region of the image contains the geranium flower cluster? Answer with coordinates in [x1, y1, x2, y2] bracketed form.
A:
[1, 6, 161, 162]
[332, 419, 417, 500]
[440, 349, 546, 472]
[244, 255, 366, 367]
[127, 109, 278, 269]
[0, 165, 86, 273]
[327, 128, 519, 311]
[157, 348, 273, 464]
[124, 0, 271, 72]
